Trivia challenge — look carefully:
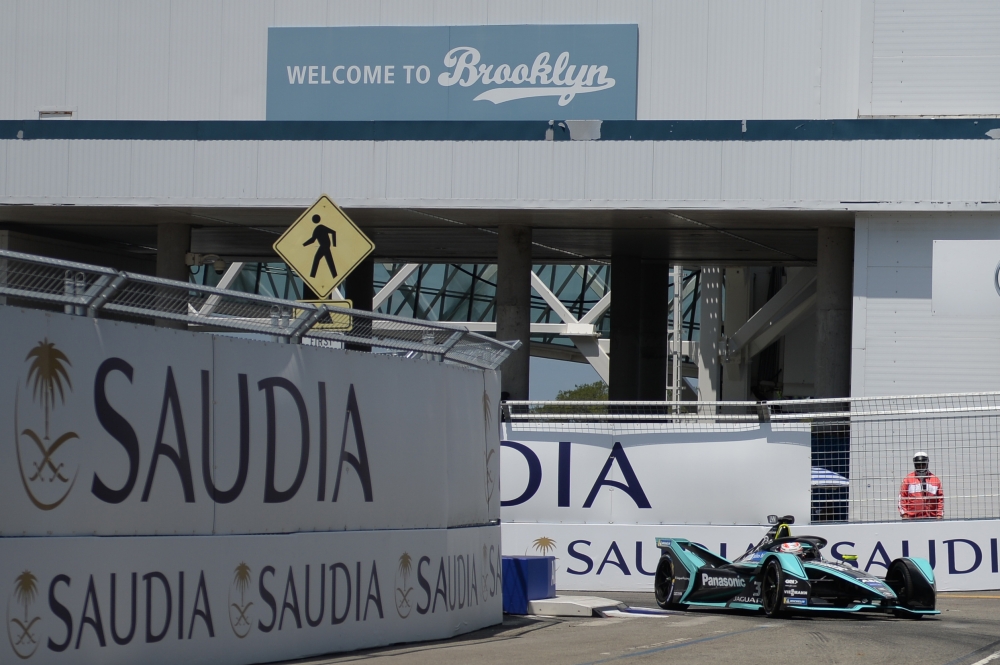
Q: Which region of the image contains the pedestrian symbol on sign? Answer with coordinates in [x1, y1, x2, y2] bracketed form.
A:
[305, 214, 337, 279]
[272, 195, 374, 299]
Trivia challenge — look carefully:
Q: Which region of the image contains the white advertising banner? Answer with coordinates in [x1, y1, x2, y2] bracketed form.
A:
[0, 308, 500, 536]
[1, 525, 502, 664]
[503, 520, 1000, 592]
[499, 426, 811, 525]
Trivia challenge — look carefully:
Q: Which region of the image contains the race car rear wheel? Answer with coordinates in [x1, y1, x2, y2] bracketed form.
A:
[761, 559, 785, 617]
[654, 555, 686, 610]
[886, 559, 930, 619]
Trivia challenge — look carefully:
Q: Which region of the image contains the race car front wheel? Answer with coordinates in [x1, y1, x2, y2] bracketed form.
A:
[761, 559, 785, 618]
[886, 559, 932, 619]
[654, 555, 687, 610]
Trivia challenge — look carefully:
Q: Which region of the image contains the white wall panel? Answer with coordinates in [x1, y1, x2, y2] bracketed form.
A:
[584, 141, 652, 201]
[14, 0, 68, 119]
[320, 140, 377, 200]
[652, 141, 723, 201]
[860, 140, 933, 202]
[193, 141, 258, 199]
[516, 142, 587, 201]
[541, 0, 598, 23]
[220, 0, 272, 120]
[872, 1, 1000, 116]
[931, 140, 1000, 203]
[385, 142, 453, 199]
[452, 142, 518, 200]
[0, 0, 15, 119]
[789, 141, 862, 201]
[169, 0, 223, 120]
[66, 0, 119, 120]
[433, 0, 489, 25]
[117, 0, 171, 120]
[820, 0, 861, 119]
[647, 1, 708, 120]
[130, 140, 195, 198]
[721, 141, 791, 200]
[6, 140, 68, 198]
[381, 0, 436, 25]
[326, 0, 380, 25]
[67, 140, 131, 197]
[486, 0, 542, 24]
[856, 213, 1000, 397]
[707, 0, 765, 120]
[763, 0, 822, 119]
[273, 0, 326, 25]
[256, 141, 322, 200]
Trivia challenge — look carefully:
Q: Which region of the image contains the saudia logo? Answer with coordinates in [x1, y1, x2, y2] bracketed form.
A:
[14, 340, 80, 511]
[7, 571, 41, 660]
[438, 47, 616, 106]
[10, 340, 374, 510]
[228, 563, 253, 639]
[395, 554, 413, 619]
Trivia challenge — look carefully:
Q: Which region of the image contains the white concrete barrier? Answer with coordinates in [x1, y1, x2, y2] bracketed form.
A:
[1, 307, 502, 662]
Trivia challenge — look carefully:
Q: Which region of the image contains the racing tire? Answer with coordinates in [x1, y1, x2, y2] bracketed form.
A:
[653, 555, 687, 610]
[760, 559, 785, 618]
[886, 559, 928, 619]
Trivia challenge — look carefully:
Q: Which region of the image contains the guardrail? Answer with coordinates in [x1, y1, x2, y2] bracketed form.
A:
[504, 393, 1000, 525]
[0, 249, 518, 370]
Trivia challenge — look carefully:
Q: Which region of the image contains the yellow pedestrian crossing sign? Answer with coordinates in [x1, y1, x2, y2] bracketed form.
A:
[272, 195, 374, 299]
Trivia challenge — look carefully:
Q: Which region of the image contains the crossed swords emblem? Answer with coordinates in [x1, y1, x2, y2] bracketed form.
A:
[230, 602, 253, 627]
[20, 430, 78, 482]
[10, 616, 40, 646]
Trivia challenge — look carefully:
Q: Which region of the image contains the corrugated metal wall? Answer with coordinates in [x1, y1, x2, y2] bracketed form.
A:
[4, 137, 999, 206]
[0, 0, 865, 121]
[871, 0, 1000, 116]
[853, 213, 1000, 397]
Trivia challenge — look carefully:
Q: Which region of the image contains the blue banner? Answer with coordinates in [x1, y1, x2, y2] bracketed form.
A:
[266, 25, 638, 121]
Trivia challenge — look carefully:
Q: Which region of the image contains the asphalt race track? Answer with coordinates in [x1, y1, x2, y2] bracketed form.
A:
[293, 592, 1000, 665]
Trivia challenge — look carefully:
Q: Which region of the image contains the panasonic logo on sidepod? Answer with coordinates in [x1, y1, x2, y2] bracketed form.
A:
[701, 573, 746, 588]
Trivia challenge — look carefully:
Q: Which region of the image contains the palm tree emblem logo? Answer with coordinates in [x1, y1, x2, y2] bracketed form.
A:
[7, 570, 41, 659]
[395, 553, 414, 619]
[532, 537, 557, 556]
[229, 562, 253, 638]
[14, 339, 80, 511]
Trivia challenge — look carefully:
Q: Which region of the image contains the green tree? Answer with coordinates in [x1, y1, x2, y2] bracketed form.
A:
[555, 380, 608, 401]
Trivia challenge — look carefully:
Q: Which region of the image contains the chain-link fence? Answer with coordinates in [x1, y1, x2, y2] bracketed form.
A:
[0, 249, 518, 371]
[505, 393, 1000, 524]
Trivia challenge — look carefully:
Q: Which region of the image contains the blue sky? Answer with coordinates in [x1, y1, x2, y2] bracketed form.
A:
[528, 356, 602, 401]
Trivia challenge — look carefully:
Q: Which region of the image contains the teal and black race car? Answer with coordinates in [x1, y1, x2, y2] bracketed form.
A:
[653, 515, 939, 619]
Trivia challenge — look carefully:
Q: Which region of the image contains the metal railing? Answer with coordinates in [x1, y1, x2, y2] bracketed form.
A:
[504, 393, 1000, 524]
[0, 249, 518, 370]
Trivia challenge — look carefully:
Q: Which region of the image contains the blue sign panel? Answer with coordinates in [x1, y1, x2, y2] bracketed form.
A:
[266, 25, 638, 120]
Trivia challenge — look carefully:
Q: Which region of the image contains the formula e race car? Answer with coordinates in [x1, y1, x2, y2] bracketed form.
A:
[653, 515, 939, 619]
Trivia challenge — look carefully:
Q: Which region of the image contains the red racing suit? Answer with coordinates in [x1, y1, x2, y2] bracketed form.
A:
[898, 471, 944, 519]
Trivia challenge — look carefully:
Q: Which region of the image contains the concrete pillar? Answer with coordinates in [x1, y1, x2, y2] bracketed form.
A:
[496, 225, 532, 400]
[698, 267, 722, 401]
[156, 223, 190, 329]
[815, 227, 854, 398]
[722, 267, 750, 400]
[638, 259, 669, 400]
[610, 250, 641, 401]
[156, 223, 190, 282]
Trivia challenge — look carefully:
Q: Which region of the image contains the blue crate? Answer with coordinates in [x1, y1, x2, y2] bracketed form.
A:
[502, 556, 556, 614]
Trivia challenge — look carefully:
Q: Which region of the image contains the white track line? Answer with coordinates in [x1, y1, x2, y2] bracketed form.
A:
[971, 651, 1000, 665]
